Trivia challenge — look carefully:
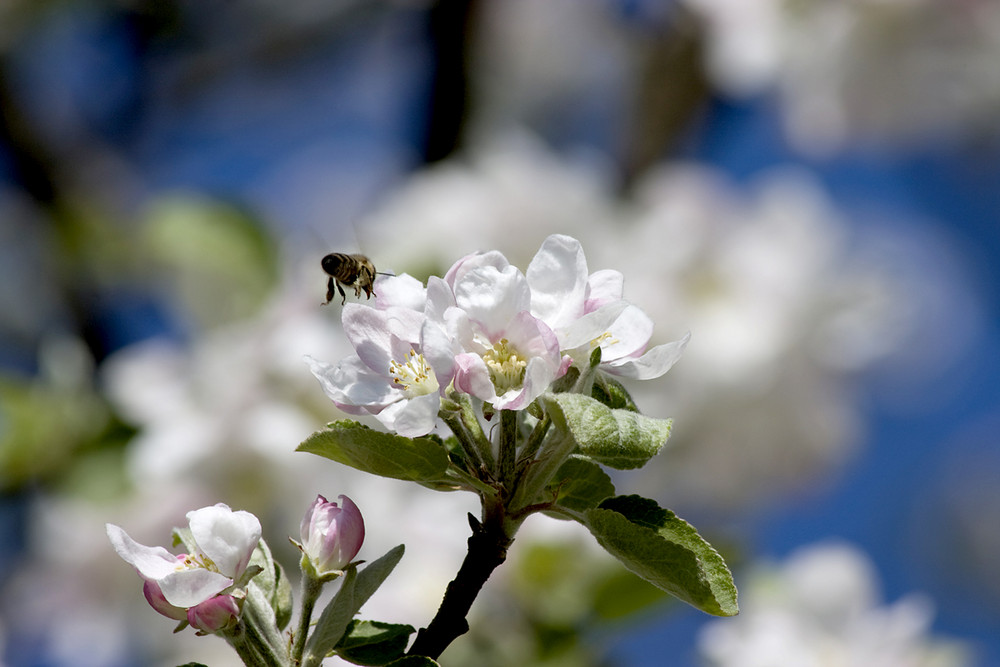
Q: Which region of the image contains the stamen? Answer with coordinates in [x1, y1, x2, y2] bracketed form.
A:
[389, 350, 439, 397]
[590, 331, 619, 349]
[482, 338, 527, 394]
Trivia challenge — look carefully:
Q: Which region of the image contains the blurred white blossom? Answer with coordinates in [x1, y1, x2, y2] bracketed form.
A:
[682, 0, 1000, 151]
[360, 134, 955, 511]
[698, 541, 970, 667]
[3, 264, 477, 666]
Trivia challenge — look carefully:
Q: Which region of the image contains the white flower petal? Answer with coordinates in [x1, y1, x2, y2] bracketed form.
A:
[502, 310, 560, 360]
[420, 319, 457, 384]
[425, 276, 455, 323]
[187, 504, 261, 578]
[383, 392, 441, 438]
[603, 305, 655, 360]
[158, 568, 234, 608]
[527, 234, 588, 330]
[454, 352, 497, 403]
[455, 264, 531, 338]
[605, 332, 691, 380]
[444, 250, 509, 290]
[373, 274, 426, 311]
[585, 269, 624, 309]
[306, 355, 397, 409]
[559, 301, 629, 350]
[106, 524, 179, 581]
[343, 305, 423, 375]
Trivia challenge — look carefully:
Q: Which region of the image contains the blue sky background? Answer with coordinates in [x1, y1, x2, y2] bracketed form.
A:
[1, 2, 998, 665]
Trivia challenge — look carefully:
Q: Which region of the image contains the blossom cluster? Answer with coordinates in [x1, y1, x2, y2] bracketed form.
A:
[307, 234, 688, 437]
[107, 504, 261, 634]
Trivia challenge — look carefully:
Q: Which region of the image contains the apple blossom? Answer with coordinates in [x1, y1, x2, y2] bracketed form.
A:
[440, 248, 570, 410]
[106, 503, 261, 613]
[526, 234, 689, 380]
[298, 494, 365, 575]
[307, 289, 456, 437]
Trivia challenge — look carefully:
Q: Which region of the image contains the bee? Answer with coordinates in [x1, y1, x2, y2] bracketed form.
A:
[321, 252, 379, 305]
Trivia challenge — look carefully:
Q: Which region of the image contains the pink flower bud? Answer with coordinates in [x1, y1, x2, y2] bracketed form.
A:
[186, 594, 240, 633]
[300, 494, 365, 574]
[143, 579, 188, 621]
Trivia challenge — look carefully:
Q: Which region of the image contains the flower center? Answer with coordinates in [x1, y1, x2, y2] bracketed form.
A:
[389, 350, 439, 397]
[179, 553, 219, 573]
[482, 338, 527, 394]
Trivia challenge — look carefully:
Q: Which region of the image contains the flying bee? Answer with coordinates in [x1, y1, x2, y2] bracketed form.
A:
[321, 252, 382, 305]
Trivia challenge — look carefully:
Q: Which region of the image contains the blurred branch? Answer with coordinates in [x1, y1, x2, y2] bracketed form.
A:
[422, 0, 478, 163]
[621, 11, 710, 190]
[0, 70, 58, 205]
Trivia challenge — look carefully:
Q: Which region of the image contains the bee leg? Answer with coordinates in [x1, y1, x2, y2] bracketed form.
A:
[338, 282, 347, 305]
[324, 278, 337, 305]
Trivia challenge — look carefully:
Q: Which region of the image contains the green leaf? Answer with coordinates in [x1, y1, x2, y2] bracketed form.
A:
[334, 620, 415, 666]
[385, 657, 440, 667]
[591, 372, 639, 412]
[298, 421, 450, 482]
[583, 495, 738, 617]
[303, 545, 406, 667]
[544, 456, 616, 516]
[141, 195, 279, 327]
[541, 393, 672, 470]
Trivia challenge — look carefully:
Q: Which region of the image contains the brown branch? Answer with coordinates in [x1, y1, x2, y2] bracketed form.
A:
[407, 509, 513, 660]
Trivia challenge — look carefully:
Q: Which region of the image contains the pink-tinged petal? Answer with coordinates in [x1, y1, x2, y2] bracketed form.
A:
[602, 305, 655, 361]
[300, 494, 365, 573]
[559, 301, 629, 350]
[584, 270, 625, 311]
[143, 579, 189, 620]
[343, 305, 423, 375]
[372, 274, 426, 311]
[425, 276, 455, 323]
[605, 332, 691, 380]
[493, 356, 557, 410]
[375, 392, 440, 437]
[300, 495, 324, 545]
[187, 594, 240, 633]
[557, 354, 574, 376]
[453, 353, 497, 403]
[527, 234, 588, 330]
[503, 311, 561, 361]
[106, 524, 181, 581]
[330, 495, 365, 567]
[306, 355, 397, 409]
[454, 265, 531, 338]
[444, 250, 509, 290]
[187, 504, 261, 579]
[158, 567, 233, 608]
[444, 307, 479, 353]
[420, 319, 457, 386]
